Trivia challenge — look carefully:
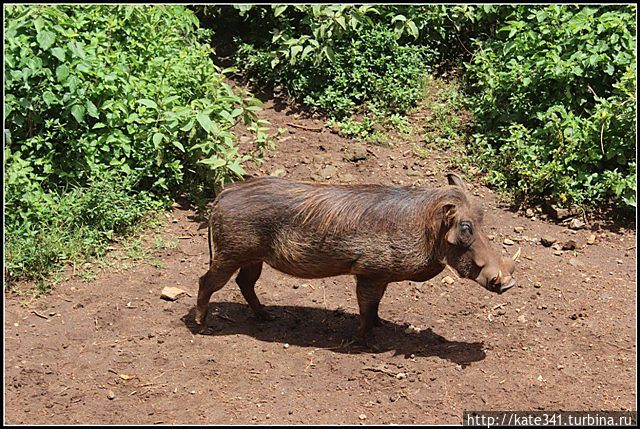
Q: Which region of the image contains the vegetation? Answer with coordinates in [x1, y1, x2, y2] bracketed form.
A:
[204, 4, 636, 211]
[4, 4, 636, 284]
[4, 5, 269, 282]
[465, 5, 636, 210]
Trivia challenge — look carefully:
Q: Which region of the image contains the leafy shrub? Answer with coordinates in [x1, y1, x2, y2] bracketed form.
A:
[4, 5, 269, 281]
[465, 5, 636, 210]
[237, 22, 432, 120]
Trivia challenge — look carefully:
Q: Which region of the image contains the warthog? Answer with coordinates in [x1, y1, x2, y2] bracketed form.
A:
[196, 174, 516, 345]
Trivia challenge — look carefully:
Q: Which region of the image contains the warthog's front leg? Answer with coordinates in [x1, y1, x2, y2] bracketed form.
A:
[355, 275, 389, 347]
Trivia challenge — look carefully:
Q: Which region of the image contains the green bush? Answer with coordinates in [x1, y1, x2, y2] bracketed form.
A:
[4, 5, 269, 281]
[465, 5, 636, 210]
[237, 23, 432, 119]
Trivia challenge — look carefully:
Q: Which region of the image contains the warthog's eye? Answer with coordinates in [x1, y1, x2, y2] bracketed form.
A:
[458, 221, 473, 248]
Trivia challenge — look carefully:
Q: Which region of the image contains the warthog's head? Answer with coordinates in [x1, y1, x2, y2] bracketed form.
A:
[440, 174, 516, 294]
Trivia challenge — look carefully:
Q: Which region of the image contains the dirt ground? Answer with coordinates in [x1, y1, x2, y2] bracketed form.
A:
[4, 84, 637, 425]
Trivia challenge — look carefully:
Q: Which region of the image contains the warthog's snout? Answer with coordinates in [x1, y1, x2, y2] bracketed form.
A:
[497, 277, 517, 294]
[482, 256, 516, 294]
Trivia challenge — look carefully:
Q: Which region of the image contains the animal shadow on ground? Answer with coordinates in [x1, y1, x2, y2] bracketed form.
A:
[182, 302, 486, 368]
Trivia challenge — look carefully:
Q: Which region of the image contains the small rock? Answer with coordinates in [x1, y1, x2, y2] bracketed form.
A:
[568, 258, 583, 268]
[395, 372, 407, 380]
[404, 324, 421, 334]
[540, 236, 556, 247]
[318, 164, 338, 179]
[441, 276, 455, 285]
[338, 173, 355, 182]
[107, 390, 115, 400]
[503, 238, 515, 246]
[568, 218, 586, 230]
[283, 343, 290, 349]
[561, 240, 577, 250]
[312, 154, 328, 164]
[553, 250, 563, 256]
[586, 234, 597, 245]
[270, 168, 287, 177]
[517, 314, 527, 323]
[551, 243, 563, 251]
[525, 208, 535, 218]
[514, 226, 524, 233]
[533, 282, 542, 289]
[359, 414, 367, 420]
[160, 287, 187, 301]
[346, 144, 368, 162]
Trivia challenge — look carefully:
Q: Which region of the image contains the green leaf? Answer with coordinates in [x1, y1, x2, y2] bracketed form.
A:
[138, 99, 157, 109]
[70, 104, 85, 124]
[335, 16, 347, 31]
[42, 91, 57, 106]
[273, 5, 288, 17]
[51, 47, 66, 61]
[406, 21, 419, 39]
[86, 100, 99, 118]
[55, 64, 69, 82]
[290, 45, 303, 61]
[199, 156, 226, 169]
[172, 141, 185, 152]
[153, 132, 164, 147]
[227, 160, 246, 178]
[323, 45, 335, 62]
[37, 30, 56, 51]
[196, 112, 214, 132]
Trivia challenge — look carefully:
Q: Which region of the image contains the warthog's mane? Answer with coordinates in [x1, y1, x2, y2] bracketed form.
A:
[223, 177, 477, 237]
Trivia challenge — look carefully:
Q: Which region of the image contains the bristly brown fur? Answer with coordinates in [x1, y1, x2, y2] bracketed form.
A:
[289, 183, 470, 237]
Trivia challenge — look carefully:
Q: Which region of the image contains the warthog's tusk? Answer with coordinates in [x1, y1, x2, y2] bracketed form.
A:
[512, 247, 522, 262]
[497, 270, 502, 282]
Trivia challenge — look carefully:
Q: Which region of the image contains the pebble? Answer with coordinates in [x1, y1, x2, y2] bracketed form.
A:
[405, 325, 421, 334]
[503, 238, 515, 245]
[569, 258, 583, 268]
[441, 276, 455, 285]
[540, 236, 556, 247]
[587, 234, 597, 245]
[568, 218, 586, 230]
[283, 343, 290, 349]
[107, 390, 115, 400]
[561, 240, 577, 250]
[395, 372, 407, 380]
[160, 286, 187, 301]
[359, 414, 367, 420]
[514, 226, 524, 233]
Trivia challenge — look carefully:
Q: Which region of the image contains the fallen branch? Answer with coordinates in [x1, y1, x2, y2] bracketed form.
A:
[31, 310, 48, 319]
[288, 122, 324, 132]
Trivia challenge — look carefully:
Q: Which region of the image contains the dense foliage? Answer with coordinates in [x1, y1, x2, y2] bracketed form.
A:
[465, 5, 636, 210]
[205, 4, 636, 211]
[4, 5, 268, 281]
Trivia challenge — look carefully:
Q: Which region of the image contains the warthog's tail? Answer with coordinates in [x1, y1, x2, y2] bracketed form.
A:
[207, 221, 214, 267]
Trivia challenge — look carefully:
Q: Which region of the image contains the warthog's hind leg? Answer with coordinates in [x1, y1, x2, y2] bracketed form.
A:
[196, 260, 237, 329]
[236, 261, 273, 321]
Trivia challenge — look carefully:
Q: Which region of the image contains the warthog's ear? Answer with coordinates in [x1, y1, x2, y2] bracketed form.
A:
[447, 173, 465, 188]
[443, 203, 457, 227]
[443, 203, 458, 244]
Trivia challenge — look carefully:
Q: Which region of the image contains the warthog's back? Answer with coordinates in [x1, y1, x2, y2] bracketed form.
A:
[209, 177, 463, 279]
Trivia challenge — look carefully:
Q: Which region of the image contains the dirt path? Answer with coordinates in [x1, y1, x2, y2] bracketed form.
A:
[4, 88, 636, 424]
